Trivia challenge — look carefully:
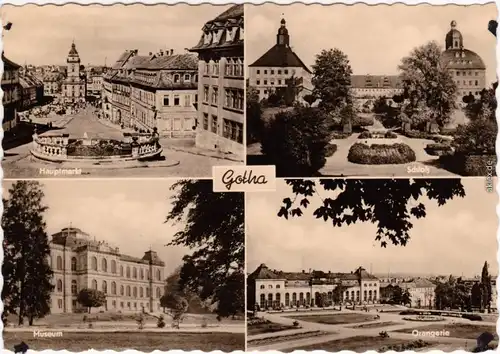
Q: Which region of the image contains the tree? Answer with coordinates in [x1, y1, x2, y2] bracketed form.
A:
[260, 106, 331, 177]
[76, 288, 106, 313]
[277, 179, 465, 247]
[481, 261, 492, 312]
[164, 267, 208, 314]
[389, 286, 411, 306]
[312, 48, 353, 113]
[2, 181, 54, 326]
[463, 84, 497, 122]
[453, 118, 497, 155]
[160, 293, 189, 328]
[398, 41, 457, 127]
[166, 180, 244, 318]
[246, 84, 263, 144]
[471, 282, 483, 309]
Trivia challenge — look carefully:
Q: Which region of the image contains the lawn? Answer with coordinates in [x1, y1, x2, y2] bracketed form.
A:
[247, 321, 297, 336]
[393, 323, 497, 340]
[350, 321, 402, 329]
[282, 335, 429, 352]
[3, 331, 245, 352]
[288, 313, 378, 325]
[248, 330, 333, 348]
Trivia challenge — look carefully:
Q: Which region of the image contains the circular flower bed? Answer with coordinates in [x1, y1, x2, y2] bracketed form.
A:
[348, 142, 416, 164]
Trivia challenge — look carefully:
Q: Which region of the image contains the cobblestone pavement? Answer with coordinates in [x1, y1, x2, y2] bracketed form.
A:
[3, 109, 242, 178]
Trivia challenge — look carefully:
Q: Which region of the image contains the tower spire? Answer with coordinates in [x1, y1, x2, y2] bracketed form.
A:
[277, 15, 290, 47]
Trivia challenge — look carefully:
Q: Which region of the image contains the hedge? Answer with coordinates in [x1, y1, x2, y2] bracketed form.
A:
[325, 143, 338, 157]
[424, 143, 454, 156]
[352, 115, 375, 127]
[439, 154, 497, 176]
[358, 131, 372, 139]
[358, 131, 397, 139]
[385, 131, 398, 139]
[348, 143, 416, 165]
[462, 314, 483, 321]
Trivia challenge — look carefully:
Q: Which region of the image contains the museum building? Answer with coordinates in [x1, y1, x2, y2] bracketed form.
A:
[49, 226, 166, 313]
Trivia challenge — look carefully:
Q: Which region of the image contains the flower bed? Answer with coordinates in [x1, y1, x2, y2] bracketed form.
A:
[400, 130, 433, 140]
[67, 139, 132, 157]
[352, 115, 375, 127]
[358, 131, 397, 139]
[424, 143, 454, 156]
[348, 143, 416, 165]
[330, 131, 352, 139]
[325, 143, 338, 157]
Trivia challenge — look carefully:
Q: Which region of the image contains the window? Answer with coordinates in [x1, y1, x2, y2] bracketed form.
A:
[133, 267, 137, 279]
[120, 285, 124, 296]
[111, 282, 116, 295]
[120, 266, 124, 276]
[156, 287, 161, 299]
[57, 279, 63, 292]
[203, 86, 209, 102]
[71, 280, 77, 294]
[475, 80, 478, 86]
[185, 94, 191, 107]
[256, 80, 260, 85]
[278, 79, 282, 85]
[184, 74, 190, 81]
[174, 74, 180, 83]
[57, 256, 63, 270]
[133, 287, 137, 297]
[264, 80, 268, 85]
[260, 285, 265, 289]
[126, 286, 131, 297]
[271, 70, 274, 75]
[58, 299, 63, 309]
[163, 95, 170, 106]
[126, 266, 130, 278]
[140, 269, 144, 279]
[91, 257, 97, 271]
[111, 260, 116, 274]
[223, 119, 243, 143]
[92, 279, 98, 290]
[71, 257, 77, 271]
[203, 113, 209, 130]
[102, 259, 107, 272]
[140, 287, 144, 297]
[211, 87, 218, 104]
[256, 70, 260, 74]
[211, 115, 218, 134]
[284, 69, 289, 75]
[264, 70, 267, 74]
[174, 95, 180, 106]
[102, 281, 108, 294]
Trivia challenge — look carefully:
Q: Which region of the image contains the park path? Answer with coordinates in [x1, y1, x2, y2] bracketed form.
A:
[248, 310, 491, 351]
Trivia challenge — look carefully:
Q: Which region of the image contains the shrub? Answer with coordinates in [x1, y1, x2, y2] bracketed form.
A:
[358, 131, 372, 139]
[325, 143, 337, 157]
[424, 143, 454, 156]
[352, 115, 374, 127]
[379, 340, 430, 352]
[261, 106, 331, 177]
[348, 143, 416, 165]
[293, 321, 299, 327]
[401, 130, 433, 140]
[384, 131, 397, 139]
[330, 131, 351, 139]
[462, 314, 483, 321]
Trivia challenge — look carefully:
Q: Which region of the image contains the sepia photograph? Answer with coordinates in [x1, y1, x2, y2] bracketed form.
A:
[246, 4, 497, 178]
[2, 3, 244, 178]
[246, 178, 498, 352]
[2, 179, 244, 351]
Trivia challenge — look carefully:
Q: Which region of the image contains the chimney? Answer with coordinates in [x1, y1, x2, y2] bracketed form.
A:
[160, 50, 164, 56]
[170, 49, 174, 56]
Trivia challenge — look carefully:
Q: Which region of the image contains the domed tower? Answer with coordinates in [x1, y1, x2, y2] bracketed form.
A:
[277, 18, 290, 47]
[67, 42, 81, 78]
[445, 20, 464, 50]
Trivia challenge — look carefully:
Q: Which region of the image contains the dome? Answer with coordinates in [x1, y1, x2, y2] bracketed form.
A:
[441, 48, 486, 70]
[445, 20, 463, 50]
[68, 42, 79, 57]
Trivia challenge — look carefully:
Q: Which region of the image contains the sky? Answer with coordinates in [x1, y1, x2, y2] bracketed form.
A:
[246, 4, 498, 84]
[1, 4, 231, 66]
[2, 179, 197, 277]
[247, 178, 498, 278]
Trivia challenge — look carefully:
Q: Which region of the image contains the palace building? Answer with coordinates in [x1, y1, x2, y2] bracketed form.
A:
[248, 264, 380, 311]
[62, 42, 87, 103]
[103, 49, 198, 137]
[441, 20, 487, 98]
[49, 227, 166, 314]
[350, 75, 403, 100]
[189, 5, 244, 157]
[2, 54, 21, 132]
[248, 18, 312, 102]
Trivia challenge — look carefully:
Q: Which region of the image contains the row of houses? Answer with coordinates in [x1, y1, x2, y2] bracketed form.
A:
[2, 53, 45, 133]
[101, 4, 245, 154]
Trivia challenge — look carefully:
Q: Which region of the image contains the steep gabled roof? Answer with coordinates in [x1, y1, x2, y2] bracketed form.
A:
[248, 264, 280, 280]
[249, 45, 311, 74]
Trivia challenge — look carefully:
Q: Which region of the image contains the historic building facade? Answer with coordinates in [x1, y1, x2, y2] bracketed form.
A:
[49, 227, 166, 314]
[248, 18, 312, 102]
[350, 75, 403, 100]
[19, 72, 44, 110]
[86, 66, 107, 96]
[441, 20, 487, 99]
[2, 54, 21, 132]
[62, 42, 86, 103]
[189, 5, 244, 157]
[248, 264, 380, 310]
[43, 72, 65, 97]
[103, 49, 198, 137]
